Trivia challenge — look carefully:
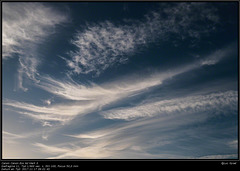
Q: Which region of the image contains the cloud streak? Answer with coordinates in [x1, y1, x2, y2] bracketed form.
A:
[33, 89, 238, 159]
[2, 2, 67, 91]
[2, 2, 67, 60]
[197, 154, 238, 159]
[200, 43, 237, 66]
[3, 100, 92, 125]
[38, 43, 233, 101]
[65, 2, 219, 76]
[4, 43, 234, 125]
[101, 91, 238, 120]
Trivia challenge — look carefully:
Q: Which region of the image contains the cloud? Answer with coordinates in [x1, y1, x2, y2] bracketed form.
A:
[2, 2, 67, 60]
[34, 143, 70, 155]
[101, 91, 238, 120]
[34, 142, 113, 159]
[228, 140, 238, 149]
[65, 2, 219, 76]
[43, 99, 52, 106]
[3, 100, 91, 125]
[2, 2, 68, 91]
[2, 131, 27, 157]
[2, 67, 179, 125]
[197, 154, 237, 159]
[4, 43, 234, 125]
[34, 91, 238, 159]
[12, 88, 236, 158]
[37, 45, 224, 101]
[17, 54, 40, 91]
[200, 43, 237, 66]
[3, 130, 45, 144]
[3, 131, 25, 140]
[67, 133, 107, 139]
[34, 125, 156, 159]
[42, 121, 53, 127]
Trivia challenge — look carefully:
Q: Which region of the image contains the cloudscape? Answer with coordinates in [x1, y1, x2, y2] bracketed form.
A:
[2, 2, 238, 159]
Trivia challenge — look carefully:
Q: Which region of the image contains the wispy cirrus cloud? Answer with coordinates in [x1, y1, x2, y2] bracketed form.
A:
[3, 129, 52, 144]
[34, 142, 113, 159]
[101, 91, 238, 120]
[34, 143, 71, 155]
[4, 90, 237, 158]
[4, 43, 235, 125]
[197, 154, 238, 159]
[3, 131, 25, 142]
[2, 3, 68, 91]
[64, 2, 219, 76]
[2, 66, 185, 125]
[200, 42, 237, 66]
[33, 90, 238, 159]
[228, 140, 238, 149]
[2, 3, 67, 60]
[38, 43, 234, 101]
[3, 100, 91, 125]
[34, 122, 173, 159]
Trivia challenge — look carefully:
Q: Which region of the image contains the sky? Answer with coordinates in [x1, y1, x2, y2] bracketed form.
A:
[2, 2, 239, 159]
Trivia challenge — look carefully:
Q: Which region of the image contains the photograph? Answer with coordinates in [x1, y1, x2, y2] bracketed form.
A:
[1, 0, 239, 168]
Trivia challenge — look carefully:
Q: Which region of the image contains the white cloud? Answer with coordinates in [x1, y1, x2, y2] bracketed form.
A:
[34, 143, 70, 154]
[36, 41, 235, 101]
[35, 142, 113, 159]
[3, 100, 93, 125]
[43, 99, 52, 106]
[198, 154, 237, 159]
[22, 88, 237, 159]
[3, 130, 45, 144]
[35, 94, 237, 159]
[42, 121, 53, 127]
[41, 134, 49, 141]
[2, 2, 67, 91]
[2, 69, 171, 125]
[65, 21, 139, 75]
[33, 128, 145, 159]
[101, 91, 238, 120]
[228, 140, 238, 149]
[3, 131, 25, 139]
[65, 3, 219, 76]
[36, 58, 202, 102]
[17, 54, 40, 91]
[200, 43, 236, 66]
[4, 44, 234, 125]
[67, 133, 106, 139]
[2, 2, 67, 60]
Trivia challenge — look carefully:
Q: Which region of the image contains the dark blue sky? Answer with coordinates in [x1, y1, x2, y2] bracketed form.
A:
[2, 2, 238, 159]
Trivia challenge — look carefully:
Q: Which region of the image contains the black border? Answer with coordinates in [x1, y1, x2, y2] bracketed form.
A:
[1, 0, 239, 168]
